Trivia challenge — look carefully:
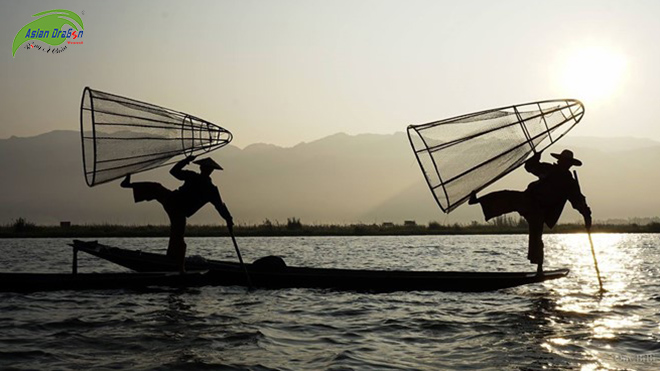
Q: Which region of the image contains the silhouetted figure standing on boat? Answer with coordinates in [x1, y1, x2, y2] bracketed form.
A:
[469, 149, 591, 273]
[121, 156, 233, 272]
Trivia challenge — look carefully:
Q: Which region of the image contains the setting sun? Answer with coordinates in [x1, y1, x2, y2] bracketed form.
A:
[559, 46, 627, 104]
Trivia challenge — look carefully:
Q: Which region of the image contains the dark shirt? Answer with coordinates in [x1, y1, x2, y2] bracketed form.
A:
[524, 153, 590, 228]
[169, 160, 232, 221]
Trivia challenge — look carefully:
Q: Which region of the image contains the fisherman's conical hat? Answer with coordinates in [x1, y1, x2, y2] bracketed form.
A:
[551, 149, 582, 166]
[193, 157, 223, 170]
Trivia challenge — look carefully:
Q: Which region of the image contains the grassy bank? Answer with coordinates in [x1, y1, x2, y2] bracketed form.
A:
[2, 218, 660, 238]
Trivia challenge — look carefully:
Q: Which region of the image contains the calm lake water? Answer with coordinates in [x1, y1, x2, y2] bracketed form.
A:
[1, 234, 659, 370]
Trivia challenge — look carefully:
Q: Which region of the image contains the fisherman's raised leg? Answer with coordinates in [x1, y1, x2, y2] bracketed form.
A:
[472, 190, 528, 221]
[123, 181, 170, 203]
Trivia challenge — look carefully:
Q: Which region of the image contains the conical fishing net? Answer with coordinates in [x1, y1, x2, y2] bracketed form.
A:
[407, 99, 585, 213]
[80, 87, 232, 187]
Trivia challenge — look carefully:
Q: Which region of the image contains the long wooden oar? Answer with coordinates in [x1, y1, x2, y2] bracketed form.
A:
[574, 170, 604, 293]
[229, 227, 252, 289]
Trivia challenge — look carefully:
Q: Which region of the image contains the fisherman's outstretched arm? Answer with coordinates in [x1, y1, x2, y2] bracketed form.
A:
[170, 156, 196, 180]
[211, 188, 234, 228]
[568, 183, 592, 228]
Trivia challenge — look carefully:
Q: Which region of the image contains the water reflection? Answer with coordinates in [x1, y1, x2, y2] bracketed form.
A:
[536, 233, 656, 369]
[1, 235, 658, 369]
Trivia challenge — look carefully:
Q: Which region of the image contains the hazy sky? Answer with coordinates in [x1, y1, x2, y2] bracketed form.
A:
[2, 0, 659, 148]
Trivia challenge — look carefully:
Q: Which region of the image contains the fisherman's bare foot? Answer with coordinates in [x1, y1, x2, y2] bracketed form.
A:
[536, 264, 543, 275]
[468, 191, 479, 205]
[120, 175, 132, 188]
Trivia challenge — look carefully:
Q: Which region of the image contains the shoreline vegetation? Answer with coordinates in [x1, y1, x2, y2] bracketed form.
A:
[2, 217, 660, 238]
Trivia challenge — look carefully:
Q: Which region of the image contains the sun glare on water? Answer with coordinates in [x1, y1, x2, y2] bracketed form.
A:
[559, 46, 627, 105]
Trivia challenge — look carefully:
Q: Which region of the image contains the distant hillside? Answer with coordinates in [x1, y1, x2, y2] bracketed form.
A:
[0, 131, 658, 225]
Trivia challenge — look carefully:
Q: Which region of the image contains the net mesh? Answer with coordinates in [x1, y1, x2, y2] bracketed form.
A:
[407, 100, 584, 213]
[80, 87, 232, 187]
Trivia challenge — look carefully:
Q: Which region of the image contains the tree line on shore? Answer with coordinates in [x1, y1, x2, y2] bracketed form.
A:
[2, 216, 660, 238]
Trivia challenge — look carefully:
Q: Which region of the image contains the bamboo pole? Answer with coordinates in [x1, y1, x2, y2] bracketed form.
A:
[573, 170, 604, 293]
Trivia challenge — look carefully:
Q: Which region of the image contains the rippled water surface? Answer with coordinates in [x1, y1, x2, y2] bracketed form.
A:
[1, 234, 659, 370]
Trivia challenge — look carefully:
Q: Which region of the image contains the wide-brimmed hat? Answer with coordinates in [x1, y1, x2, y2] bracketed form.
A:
[551, 149, 582, 167]
[193, 157, 223, 170]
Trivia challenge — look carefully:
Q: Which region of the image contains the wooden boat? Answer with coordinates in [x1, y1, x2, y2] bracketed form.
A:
[0, 241, 569, 293]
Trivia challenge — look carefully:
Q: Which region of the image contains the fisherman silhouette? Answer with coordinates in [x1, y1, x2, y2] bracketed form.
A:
[469, 149, 591, 274]
[120, 156, 233, 272]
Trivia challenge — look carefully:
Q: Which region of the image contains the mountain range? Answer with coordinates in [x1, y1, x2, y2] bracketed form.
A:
[1, 130, 658, 225]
